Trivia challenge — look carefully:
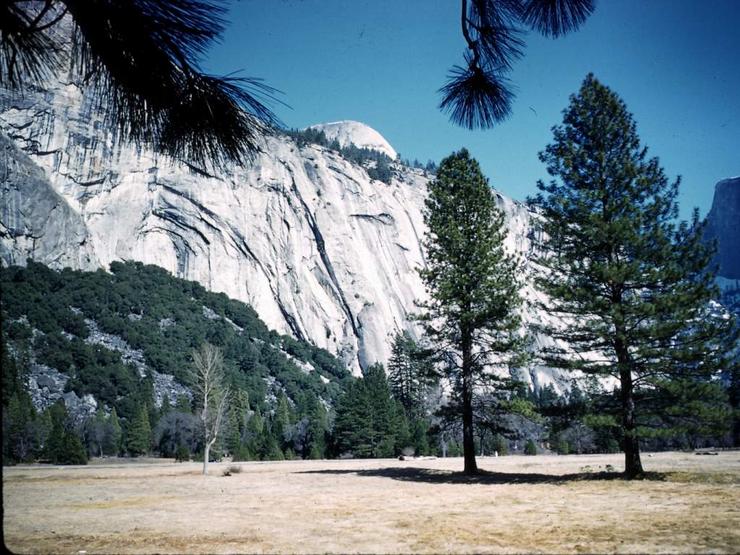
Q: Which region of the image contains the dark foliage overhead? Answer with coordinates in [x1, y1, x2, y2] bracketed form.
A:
[440, 0, 595, 129]
[439, 59, 515, 130]
[1, 0, 281, 172]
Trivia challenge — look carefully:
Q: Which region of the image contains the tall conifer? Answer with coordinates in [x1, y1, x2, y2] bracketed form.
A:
[531, 74, 738, 477]
[419, 148, 525, 475]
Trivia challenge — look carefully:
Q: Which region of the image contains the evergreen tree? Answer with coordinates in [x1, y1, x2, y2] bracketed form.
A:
[273, 392, 294, 450]
[175, 395, 193, 414]
[333, 364, 405, 458]
[531, 74, 738, 478]
[524, 439, 538, 455]
[306, 399, 328, 459]
[388, 331, 428, 416]
[127, 405, 152, 456]
[104, 408, 122, 456]
[244, 407, 265, 459]
[3, 391, 38, 463]
[85, 408, 108, 458]
[61, 430, 88, 465]
[2, 0, 279, 171]
[224, 390, 250, 456]
[43, 401, 68, 463]
[261, 427, 285, 461]
[41, 401, 86, 464]
[419, 148, 525, 475]
[160, 394, 172, 417]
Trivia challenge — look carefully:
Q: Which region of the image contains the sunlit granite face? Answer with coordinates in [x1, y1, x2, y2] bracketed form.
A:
[1, 80, 571, 391]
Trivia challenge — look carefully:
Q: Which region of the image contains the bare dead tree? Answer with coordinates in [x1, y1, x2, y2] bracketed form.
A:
[190, 343, 230, 476]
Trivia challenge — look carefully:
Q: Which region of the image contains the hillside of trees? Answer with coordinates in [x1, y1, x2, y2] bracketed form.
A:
[1, 261, 351, 464]
[2, 257, 735, 467]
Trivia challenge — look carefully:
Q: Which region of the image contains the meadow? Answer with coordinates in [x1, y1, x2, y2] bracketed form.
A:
[3, 451, 739, 554]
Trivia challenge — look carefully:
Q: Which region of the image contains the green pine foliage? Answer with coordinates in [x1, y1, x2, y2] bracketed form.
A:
[524, 439, 538, 455]
[531, 74, 738, 477]
[387, 331, 436, 455]
[127, 405, 152, 456]
[418, 148, 526, 474]
[333, 364, 407, 458]
[174, 444, 190, 462]
[492, 434, 509, 456]
[105, 408, 122, 456]
[388, 331, 429, 416]
[42, 401, 87, 465]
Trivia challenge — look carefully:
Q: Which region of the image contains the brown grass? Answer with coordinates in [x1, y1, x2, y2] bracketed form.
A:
[3, 451, 740, 553]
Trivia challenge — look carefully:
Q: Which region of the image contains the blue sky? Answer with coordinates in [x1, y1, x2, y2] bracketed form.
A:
[206, 0, 740, 219]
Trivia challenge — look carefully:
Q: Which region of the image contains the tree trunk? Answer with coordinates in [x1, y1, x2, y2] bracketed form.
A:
[203, 442, 210, 475]
[616, 339, 643, 479]
[461, 331, 478, 475]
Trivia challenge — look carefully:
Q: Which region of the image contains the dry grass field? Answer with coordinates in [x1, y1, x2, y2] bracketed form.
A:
[3, 451, 740, 554]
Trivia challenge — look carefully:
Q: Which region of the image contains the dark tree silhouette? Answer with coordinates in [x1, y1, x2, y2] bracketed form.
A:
[440, 0, 595, 129]
[1, 0, 281, 171]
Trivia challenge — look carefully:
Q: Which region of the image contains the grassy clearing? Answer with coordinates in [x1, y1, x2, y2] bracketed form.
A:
[3, 451, 739, 554]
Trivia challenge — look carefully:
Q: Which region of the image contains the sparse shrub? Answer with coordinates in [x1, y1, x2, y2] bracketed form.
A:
[174, 444, 190, 462]
[492, 434, 508, 456]
[223, 465, 242, 476]
[231, 444, 253, 462]
[555, 438, 569, 455]
[524, 439, 538, 455]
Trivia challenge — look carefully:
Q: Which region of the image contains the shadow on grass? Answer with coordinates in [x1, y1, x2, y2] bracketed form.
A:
[296, 466, 667, 485]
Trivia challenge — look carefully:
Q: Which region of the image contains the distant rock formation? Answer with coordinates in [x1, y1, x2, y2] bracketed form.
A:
[307, 120, 398, 159]
[705, 177, 740, 280]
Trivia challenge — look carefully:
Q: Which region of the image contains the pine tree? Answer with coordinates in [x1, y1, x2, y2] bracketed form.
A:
[388, 331, 429, 417]
[273, 392, 294, 450]
[61, 430, 88, 465]
[306, 399, 328, 459]
[245, 407, 264, 458]
[43, 401, 68, 463]
[104, 408, 122, 456]
[175, 395, 193, 414]
[160, 394, 172, 417]
[86, 408, 108, 458]
[419, 148, 525, 475]
[4, 391, 37, 463]
[531, 74, 738, 478]
[333, 364, 405, 458]
[127, 405, 152, 456]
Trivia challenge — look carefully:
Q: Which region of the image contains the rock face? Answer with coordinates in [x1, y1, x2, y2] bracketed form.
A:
[307, 120, 398, 159]
[0, 81, 562, 388]
[705, 177, 740, 280]
[0, 133, 98, 269]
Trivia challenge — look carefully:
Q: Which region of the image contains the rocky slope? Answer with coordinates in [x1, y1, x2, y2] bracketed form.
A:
[0, 81, 554, 387]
